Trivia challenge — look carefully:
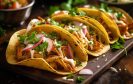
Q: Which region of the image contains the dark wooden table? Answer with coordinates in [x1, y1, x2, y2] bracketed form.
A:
[0, 1, 133, 84]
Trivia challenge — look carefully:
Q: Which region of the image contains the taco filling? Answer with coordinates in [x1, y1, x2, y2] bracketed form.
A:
[91, 3, 133, 39]
[46, 18, 105, 53]
[16, 31, 80, 72]
[78, 6, 119, 43]
[106, 9, 132, 38]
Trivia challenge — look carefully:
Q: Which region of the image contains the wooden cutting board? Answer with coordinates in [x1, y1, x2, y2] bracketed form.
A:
[0, 37, 133, 84]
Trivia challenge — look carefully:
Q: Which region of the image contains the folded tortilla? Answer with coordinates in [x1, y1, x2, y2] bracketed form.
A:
[52, 14, 110, 56]
[78, 8, 121, 44]
[6, 24, 88, 75]
[107, 7, 133, 39]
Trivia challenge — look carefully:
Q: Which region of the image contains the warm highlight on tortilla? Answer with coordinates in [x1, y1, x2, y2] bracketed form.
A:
[78, 8, 121, 44]
[52, 14, 110, 56]
[6, 24, 88, 75]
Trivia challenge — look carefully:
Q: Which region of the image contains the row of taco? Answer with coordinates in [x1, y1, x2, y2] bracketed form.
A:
[6, 4, 133, 75]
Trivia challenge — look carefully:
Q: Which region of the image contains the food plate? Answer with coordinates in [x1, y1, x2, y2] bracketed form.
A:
[0, 37, 133, 84]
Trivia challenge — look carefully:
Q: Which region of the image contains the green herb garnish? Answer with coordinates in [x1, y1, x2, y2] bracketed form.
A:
[69, 8, 77, 16]
[111, 38, 125, 50]
[0, 26, 6, 36]
[50, 19, 59, 26]
[78, 11, 86, 16]
[115, 12, 123, 19]
[66, 73, 74, 79]
[48, 32, 59, 39]
[99, 3, 113, 13]
[69, 8, 86, 16]
[26, 32, 40, 44]
[48, 0, 87, 15]
[35, 41, 48, 53]
[99, 3, 108, 12]
[55, 40, 67, 48]
[18, 34, 27, 43]
[18, 32, 39, 44]
[76, 76, 85, 83]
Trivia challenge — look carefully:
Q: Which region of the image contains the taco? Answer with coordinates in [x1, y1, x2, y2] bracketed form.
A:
[79, 4, 133, 39]
[78, 7, 121, 44]
[103, 7, 133, 39]
[6, 24, 88, 75]
[51, 13, 110, 56]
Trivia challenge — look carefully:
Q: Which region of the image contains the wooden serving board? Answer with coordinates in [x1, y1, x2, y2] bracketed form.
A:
[0, 38, 133, 84]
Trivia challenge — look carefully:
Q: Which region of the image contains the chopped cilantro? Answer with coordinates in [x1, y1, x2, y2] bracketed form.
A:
[66, 73, 74, 79]
[48, 0, 87, 15]
[18, 32, 39, 44]
[69, 8, 86, 16]
[48, 32, 59, 39]
[111, 38, 125, 50]
[55, 40, 67, 48]
[27, 32, 40, 44]
[76, 76, 85, 83]
[78, 11, 86, 16]
[118, 37, 125, 44]
[107, 7, 113, 13]
[18, 34, 27, 43]
[35, 41, 48, 53]
[99, 3, 113, 13]
[99, 3, 108, 12]
[75, 59, 82, 66]
[115, 12, 123, 19]
[41, 32, 48, 37]
[50, 19, 59, 26]
[0, 26, 6, 36]
[69, 8, 77, 16]
[111, 42, 124, 50]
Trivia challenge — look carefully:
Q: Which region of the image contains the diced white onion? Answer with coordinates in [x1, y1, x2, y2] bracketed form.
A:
[62, 77, 74, 81]
[54, 10, 61, 14]
[83, 5, 91, 8]
[79, 69, 93, 75]
[26, 19, 40, 33]
[58, 47, 64, 57]
[30, 50, 35, 59]
[82, 25, 87, 29]
[54, 10, 69, 15]
[43, 37, 53, 52]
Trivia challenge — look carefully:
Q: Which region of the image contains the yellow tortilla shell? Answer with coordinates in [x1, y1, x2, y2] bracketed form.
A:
[52, 14, 110, 56]
[110, 7, 133, 39]
[78, 8, 121, 44]
[6, 24, 88, 75]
